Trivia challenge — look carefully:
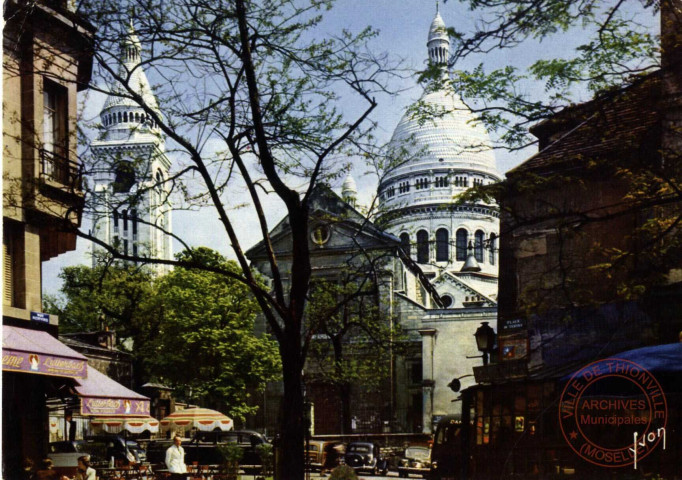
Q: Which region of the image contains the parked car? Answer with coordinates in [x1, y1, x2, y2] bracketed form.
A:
[305, 440, 345, 471]
[147, 430, 268, 473]
[48, 436, 145, 475]
[344, 442, 388, 476]
[398, 446, 431, 478]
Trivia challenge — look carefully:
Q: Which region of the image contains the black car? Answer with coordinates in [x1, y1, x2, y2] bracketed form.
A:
[344, 442, 388, 476]
[147, 430, 268, 473]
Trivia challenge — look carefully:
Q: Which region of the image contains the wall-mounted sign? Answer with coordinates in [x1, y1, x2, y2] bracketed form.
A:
[2, 350, 87, 378]
[81, 398, 151, 416]
[501, 318, 526, 331]
[30, 311, 50, 323]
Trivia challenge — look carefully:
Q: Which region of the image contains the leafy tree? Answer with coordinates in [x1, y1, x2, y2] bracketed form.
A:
[306, 272, 400, 434]
[147, 248, 281, 420]
[41, 0, 401, 476]
[44, 263, 160, 386]
[44, 248, 281, 419]
[443, 0, 682, 308]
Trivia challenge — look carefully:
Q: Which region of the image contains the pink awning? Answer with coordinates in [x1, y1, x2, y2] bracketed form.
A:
[76, 365, 150, 416]
[2, 325, 87, 379]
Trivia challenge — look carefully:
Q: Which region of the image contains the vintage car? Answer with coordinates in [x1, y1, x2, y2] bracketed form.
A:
[147, 431, 267, 473]
[398, 446, 431, 478]
[344, 442, 387, 476]
[305, 441, 345, 471]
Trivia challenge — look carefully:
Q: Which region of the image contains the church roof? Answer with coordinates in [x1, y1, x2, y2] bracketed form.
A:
[382, 11, 500, 184]
[102, 22, 160, 113]
[512, 72, 661, 176]
[428, 11, 448, 44]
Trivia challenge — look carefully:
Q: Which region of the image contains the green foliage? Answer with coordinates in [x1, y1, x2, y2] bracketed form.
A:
[216, 442, 244, 464]
[217, 442, 243, 480]
[147, 248, 281, 420]
[329, 465, 358, 480]
[46, 248, 281, 420]
[435, 0, 660, 149]
[256, 443, 274, 475]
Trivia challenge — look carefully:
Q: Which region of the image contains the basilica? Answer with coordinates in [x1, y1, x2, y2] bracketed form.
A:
[247, 10, 501, 434]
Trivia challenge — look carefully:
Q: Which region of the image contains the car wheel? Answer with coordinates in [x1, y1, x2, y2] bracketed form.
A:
[346, 454, 363, 468]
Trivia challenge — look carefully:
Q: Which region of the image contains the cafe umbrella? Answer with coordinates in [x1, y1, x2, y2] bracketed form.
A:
[91, 415, 160, 434]
[160, 407, 233, 433]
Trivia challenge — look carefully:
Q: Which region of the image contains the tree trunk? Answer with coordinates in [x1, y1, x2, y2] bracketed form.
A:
[278, 331, 305, 480]
[339, 382, 352, 435]
[332, 335, 352, 434]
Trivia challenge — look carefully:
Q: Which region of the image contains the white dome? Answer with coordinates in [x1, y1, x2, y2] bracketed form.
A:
[384, 86, 499, 182]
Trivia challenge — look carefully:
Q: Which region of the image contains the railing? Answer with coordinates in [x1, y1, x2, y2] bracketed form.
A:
[40, 148, 83, 191]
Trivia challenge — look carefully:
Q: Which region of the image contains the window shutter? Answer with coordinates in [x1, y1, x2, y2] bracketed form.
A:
[3, 232, 13, 306]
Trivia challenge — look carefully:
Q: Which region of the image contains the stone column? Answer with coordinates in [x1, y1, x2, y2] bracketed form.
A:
[418, 328, 437, 433]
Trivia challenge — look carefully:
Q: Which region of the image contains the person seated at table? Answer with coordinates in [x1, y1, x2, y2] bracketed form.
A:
[35, 458, 59, 480]
[73, 456, 96, 480]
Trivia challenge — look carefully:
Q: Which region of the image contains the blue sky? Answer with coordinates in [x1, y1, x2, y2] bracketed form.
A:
[42, 0, 658, 297]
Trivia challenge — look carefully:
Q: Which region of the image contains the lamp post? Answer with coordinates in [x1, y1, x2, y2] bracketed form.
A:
[474, 322, 496, 366]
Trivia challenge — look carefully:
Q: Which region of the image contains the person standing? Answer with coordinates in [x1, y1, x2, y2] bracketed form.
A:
[165, 435, 187, 479]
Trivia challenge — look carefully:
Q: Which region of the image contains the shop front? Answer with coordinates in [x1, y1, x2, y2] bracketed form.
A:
[2, 325, 88, 477]
[463, 344, 682, 480]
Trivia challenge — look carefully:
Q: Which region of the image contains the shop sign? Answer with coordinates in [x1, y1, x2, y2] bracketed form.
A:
[2, 349, 87, 379]
[81, 397, 150, 416]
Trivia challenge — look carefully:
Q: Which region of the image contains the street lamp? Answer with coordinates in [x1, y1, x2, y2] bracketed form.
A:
[474, 322, 496, 366]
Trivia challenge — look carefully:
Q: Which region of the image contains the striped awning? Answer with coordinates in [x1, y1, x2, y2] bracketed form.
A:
[91, 415, 160, 434]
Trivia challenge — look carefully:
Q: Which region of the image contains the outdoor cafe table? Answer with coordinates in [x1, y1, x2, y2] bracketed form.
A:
[97, 464, 153, 480]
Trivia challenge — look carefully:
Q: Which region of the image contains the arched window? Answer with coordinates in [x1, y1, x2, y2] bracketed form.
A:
[400, 232, 411, 257]
[475, 230, 485, 262]
[123, 112, 128, 122]
[135, 112, 140, 122]
[118, 112, 122, 123]
[436, 228, 449, 262]
[416, 230, 429, 264]
[456, 229, 468, 261]
[489, 233, 497, 265]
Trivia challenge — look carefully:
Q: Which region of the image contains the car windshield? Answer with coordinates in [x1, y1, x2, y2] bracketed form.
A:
[405, 447, 430, 460]
[349, 445, 370, 453]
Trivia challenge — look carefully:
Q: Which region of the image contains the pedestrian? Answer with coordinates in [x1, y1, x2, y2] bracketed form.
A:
[34, 458, 59, 480]
[73, 456, 96, 480]
[165, 435, 187, 479]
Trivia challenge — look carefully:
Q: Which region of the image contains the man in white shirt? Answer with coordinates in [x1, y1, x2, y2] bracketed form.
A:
[165, 435, 187, 478]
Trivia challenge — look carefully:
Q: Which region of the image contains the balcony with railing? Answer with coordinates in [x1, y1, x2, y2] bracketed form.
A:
[40, 148, 83, 192]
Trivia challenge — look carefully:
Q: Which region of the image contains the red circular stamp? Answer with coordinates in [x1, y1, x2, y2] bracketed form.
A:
[559, 358, 667, 468]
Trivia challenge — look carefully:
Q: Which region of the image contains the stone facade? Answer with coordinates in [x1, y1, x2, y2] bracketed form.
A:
[246, 10, 501, 436]
[2, 0, 93, 474]
[90, 24, 173, 274]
